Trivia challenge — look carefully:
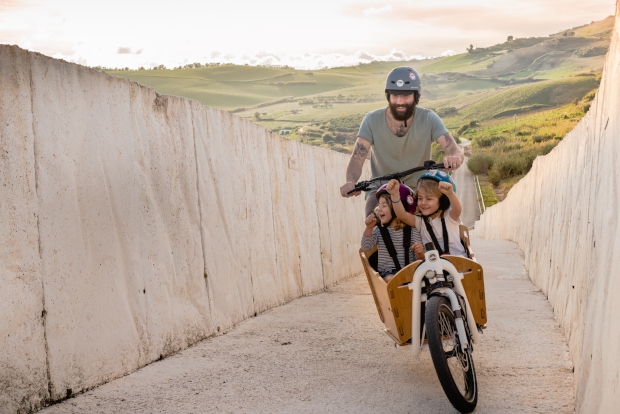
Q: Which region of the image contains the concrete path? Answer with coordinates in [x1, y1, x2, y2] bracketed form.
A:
[40, 235, 574, 414]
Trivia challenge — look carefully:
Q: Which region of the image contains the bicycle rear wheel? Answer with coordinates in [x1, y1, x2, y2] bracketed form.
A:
[425, 295, 477, 413]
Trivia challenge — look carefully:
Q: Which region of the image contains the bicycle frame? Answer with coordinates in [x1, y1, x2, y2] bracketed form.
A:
[408, 248, 480, 359]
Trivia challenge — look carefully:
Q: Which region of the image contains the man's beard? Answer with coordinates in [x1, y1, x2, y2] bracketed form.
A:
[389, 101, 415, 121]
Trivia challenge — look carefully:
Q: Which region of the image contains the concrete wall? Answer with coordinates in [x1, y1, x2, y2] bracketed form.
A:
[0, 46, 367, 413]
[477, 4, 620, 413]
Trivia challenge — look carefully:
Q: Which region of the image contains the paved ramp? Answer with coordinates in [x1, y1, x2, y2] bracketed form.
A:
[40, 235, 573, 413]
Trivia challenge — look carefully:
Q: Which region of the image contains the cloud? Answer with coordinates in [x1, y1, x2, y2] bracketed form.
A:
[117, 46, 142, 55]
[362, 4, 393, 16]
[161, 48, 431, 71]
[441, 50, 456, 57]
[0, 0, 29, 12]
[355, 50, 374, 61]
[352, 3, 614, 36]
[250, 52, 282, 66]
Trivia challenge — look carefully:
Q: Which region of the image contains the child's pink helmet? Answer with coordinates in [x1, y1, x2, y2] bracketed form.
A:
[376, 182, 417, 214]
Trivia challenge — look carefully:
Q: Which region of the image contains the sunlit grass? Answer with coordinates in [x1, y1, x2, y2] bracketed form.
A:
[478, 175, 499, 208]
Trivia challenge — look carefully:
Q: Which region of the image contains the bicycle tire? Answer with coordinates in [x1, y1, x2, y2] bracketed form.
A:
[425, 295, 478, 413]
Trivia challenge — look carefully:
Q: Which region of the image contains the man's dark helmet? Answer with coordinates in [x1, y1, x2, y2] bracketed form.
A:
[385, 67, 422, 96]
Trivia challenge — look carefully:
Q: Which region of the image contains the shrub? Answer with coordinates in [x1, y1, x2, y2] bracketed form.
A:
[574, 46, 608, 57]
[486, 144, 557, 185]
[436, 107, 458, 117]
[334, 133, 350, 143]
[532, 134, 554, 143]
[467, 154, 494, 174]
[583, 90, 597, 102]
[457, 124, 469, 135]
[322, 134, 334, 143]
[499, 143, 523, 152]
[487, 156, 531, 186]
[473, 135, 503, 148]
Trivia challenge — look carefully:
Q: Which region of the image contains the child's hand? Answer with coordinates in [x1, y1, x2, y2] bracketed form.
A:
[438, 181, 454, 195]
[365, 213, 377, 229]
[386, 179, 400, 197]
[412, 242, 424, 260]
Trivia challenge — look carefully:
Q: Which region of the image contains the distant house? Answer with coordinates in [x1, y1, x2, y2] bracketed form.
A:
[279, 129, 292, 135]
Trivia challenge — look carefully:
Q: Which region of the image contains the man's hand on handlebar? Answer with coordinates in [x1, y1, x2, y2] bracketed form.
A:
[340, 181, 361, 197]
[442, 155, 462, 171]
[342, 160, 444, 199]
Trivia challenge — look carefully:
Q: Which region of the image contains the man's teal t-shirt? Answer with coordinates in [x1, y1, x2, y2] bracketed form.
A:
[358, 107, 449, 189]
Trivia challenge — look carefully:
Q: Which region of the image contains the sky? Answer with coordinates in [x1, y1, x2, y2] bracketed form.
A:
[0, 0, 615, 70]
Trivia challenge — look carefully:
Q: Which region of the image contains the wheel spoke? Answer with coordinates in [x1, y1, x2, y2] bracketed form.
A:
[426, 296, 477, 412]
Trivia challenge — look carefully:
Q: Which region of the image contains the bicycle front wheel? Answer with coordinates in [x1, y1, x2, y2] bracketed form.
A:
[425, 295, 478, 413]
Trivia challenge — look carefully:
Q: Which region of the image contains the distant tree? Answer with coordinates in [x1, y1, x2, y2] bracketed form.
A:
[467, 44, 474, 53]
[507, 36, 514, 42]
[254, 112, 261, 120]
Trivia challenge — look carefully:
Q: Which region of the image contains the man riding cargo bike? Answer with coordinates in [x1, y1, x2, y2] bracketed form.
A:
[340, 67, 486, 413]
[339, 66, 464, 216]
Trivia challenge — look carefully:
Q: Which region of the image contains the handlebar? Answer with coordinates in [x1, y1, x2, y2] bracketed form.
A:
[347, 160, 445, 194]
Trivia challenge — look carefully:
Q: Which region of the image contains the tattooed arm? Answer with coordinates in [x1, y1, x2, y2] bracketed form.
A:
[340, 137, 371, 197]
[437, 132, 464, 170]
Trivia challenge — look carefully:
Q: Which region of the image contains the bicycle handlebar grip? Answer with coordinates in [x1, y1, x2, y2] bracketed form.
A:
[347, 185, 364, 195]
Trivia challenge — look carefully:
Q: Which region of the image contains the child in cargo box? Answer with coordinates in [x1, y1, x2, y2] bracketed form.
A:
[361, 182, 425, 283]
[386, 170, 467, 258]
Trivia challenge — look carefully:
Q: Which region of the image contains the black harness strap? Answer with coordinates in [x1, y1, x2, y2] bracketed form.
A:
[378, 225, 413, 271]
[378, 226, 401, 270]
[460, 238, 470, 258]
[423, 216, 450, 256]
[403, 225, 412, 267]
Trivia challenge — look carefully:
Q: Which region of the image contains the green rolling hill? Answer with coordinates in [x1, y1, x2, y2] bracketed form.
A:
[106, 16, 613, 201]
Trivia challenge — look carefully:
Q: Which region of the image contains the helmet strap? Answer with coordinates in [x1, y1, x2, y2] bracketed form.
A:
[380, 215, 395, 228]
[379, 206, 396, 228]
